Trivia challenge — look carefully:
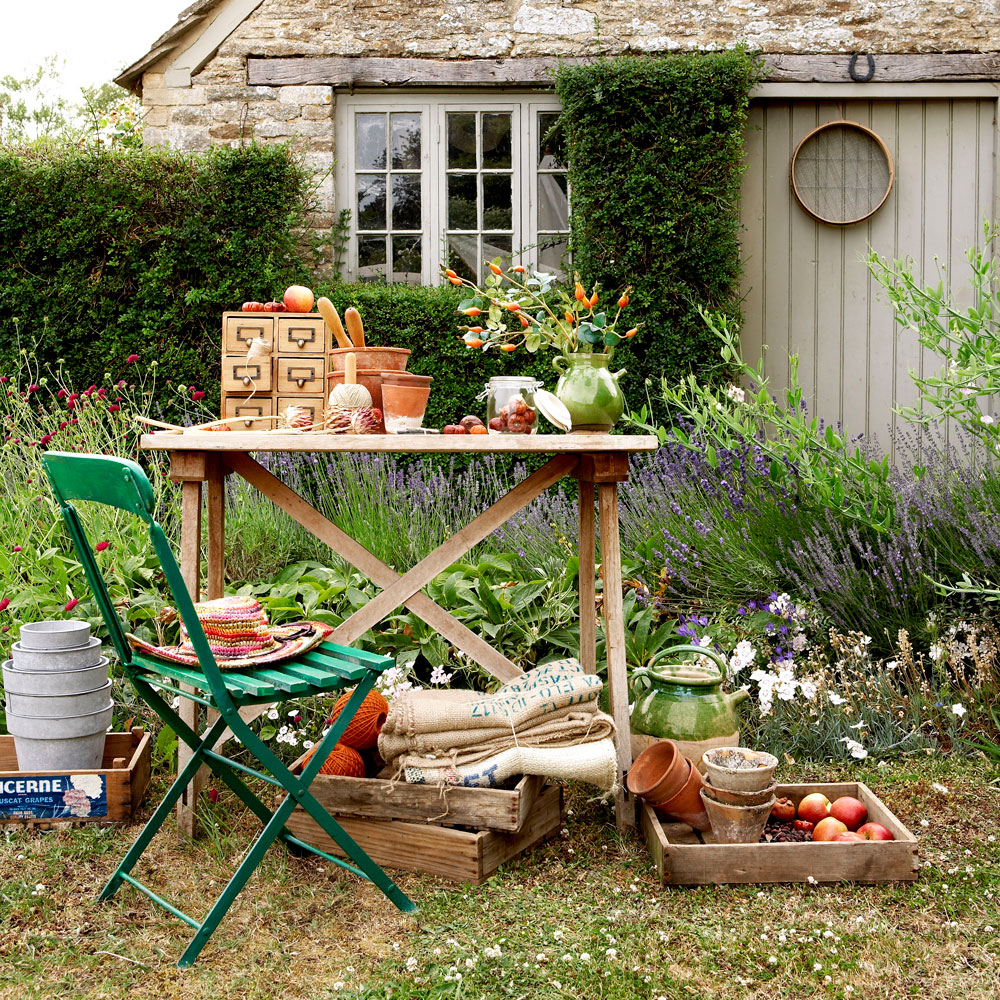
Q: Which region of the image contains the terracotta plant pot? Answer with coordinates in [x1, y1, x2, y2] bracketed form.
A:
[327, 368, 385, 410]
[382, 382, 432, 434]
[655, 759, 711, 832]
[702, 777, 779, 807]
[626, 739, 690, 806]
[329, 347, 411, 373]
[700, 789, 776, 844]
[702, 747, 778, 793]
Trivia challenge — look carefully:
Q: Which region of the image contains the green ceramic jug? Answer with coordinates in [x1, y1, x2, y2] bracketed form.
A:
[553, 352, 626, 432]
[629, 644, 749, 744]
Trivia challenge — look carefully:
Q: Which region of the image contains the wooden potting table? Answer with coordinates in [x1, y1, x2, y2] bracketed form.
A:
[140, 432, 658, 832]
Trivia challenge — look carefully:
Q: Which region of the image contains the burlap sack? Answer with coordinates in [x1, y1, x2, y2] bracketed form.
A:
[401, 740, 620, 794]
[382, 710, 615, 769]
[379, 658, 600, 751]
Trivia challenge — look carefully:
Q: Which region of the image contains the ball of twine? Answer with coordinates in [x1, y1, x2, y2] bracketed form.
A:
[300, 741, 365, 778]
[327, 687, 389, 750]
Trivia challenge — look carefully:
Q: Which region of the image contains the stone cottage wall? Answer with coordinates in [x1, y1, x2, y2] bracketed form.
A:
[138, 0, 1000, 261]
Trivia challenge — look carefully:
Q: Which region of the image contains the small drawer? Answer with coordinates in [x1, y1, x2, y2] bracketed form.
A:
[276, 356, 326, 394]
[222, 355, 272, 393]
[223, 396, 274, 431]
[224, 314, 275, 353]
[278, 316, 327, 353]
[277, 396, 325, 428]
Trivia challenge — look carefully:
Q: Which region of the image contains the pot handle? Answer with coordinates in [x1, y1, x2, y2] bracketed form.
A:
[648, 643, 727, 678]
[552, 356, 570, 376]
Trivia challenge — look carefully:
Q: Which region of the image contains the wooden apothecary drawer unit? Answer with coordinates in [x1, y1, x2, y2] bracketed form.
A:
[220, 311, 330, 429]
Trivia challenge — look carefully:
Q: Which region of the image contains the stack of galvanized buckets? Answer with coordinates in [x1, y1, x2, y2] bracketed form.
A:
[2, 620, 112, 770]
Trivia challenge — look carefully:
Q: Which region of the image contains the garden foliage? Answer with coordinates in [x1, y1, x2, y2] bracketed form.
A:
[0, 142, 318, 407]
[555, 51, 761, 414]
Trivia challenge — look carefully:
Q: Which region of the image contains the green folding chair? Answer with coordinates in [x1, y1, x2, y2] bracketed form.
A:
[41, 451, 416, 967]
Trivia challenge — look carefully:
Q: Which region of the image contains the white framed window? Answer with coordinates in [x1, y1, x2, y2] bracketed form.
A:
[336, 93, 568, 285]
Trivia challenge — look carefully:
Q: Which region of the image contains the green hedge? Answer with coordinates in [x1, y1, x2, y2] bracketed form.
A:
[0, 142, 317, 405]
[556, 52, 761, 410]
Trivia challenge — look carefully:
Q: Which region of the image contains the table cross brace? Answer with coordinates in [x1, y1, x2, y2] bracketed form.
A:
[225, 453, 575, 682]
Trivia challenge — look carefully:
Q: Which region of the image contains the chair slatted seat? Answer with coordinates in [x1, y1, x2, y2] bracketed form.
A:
[41, 451, 415, 969]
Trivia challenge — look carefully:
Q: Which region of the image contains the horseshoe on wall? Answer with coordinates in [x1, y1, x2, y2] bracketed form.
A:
[848, 53, 876, 83]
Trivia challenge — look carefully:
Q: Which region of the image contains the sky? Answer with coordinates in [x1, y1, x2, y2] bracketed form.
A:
[1, 1, 182, 99]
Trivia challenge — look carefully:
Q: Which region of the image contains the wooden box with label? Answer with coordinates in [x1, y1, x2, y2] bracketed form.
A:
[220, 311, 331, 430]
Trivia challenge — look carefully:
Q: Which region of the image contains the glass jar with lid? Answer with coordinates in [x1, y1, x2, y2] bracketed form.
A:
[482, 376, 541, 434]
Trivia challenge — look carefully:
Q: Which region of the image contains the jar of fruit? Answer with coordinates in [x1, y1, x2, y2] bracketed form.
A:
[484, 376, 540, 434]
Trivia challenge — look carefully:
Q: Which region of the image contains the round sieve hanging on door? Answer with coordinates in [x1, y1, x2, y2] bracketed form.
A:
[790, 120, 894, 226]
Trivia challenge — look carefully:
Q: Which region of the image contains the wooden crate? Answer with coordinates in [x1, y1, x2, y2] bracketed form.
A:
[0, 728, 151, 829]
[287, 783, 564, 884]
[290, 754, 545, 833]
[643, 781, 918, 886]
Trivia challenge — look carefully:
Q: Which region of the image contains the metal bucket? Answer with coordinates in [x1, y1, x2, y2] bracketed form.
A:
[4, 679, 113, 719]
[11, 637, 103, 671]
[7, 704, 113, 770]
[2, 657, 109, 696]
[17, 620, 91, 650]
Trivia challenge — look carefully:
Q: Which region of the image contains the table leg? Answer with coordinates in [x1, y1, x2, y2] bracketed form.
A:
[205, 457, 225, 601]
[177, 479, 204, 838]
[578, 479, 596, 675]
[598, 481, 633, 831]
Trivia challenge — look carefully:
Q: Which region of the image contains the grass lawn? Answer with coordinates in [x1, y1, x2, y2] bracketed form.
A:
[1, 757, 997, 1000]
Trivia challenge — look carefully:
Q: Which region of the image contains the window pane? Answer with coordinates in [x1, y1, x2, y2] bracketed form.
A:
[448, 174, 477, 230]
[484, 233, 512, 258]
[483, 174, 512, 231]
[358, 236, 387, 273]
[391, 235, 422, 283]
[356, 114, 386, 169]
[392, 174, 421, 231]
[447, 236, 478, 282]
[391, 113, 421, 169]
[538, 237, 568, 275]
[482, 113, 512, 169]
[537, 111, 566, 168]
[538, 173, 569, 231]
[357, 175, 386, 230]
[447, 112, 477, 169]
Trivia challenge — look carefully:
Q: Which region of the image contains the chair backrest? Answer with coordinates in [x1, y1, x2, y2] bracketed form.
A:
[41, 452, 232, 702]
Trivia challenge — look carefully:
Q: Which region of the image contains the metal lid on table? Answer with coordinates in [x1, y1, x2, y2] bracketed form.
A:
[533, 389, 572, 432]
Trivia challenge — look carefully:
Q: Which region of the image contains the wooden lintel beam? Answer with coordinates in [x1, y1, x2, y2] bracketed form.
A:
[248, 53, 1000, 90]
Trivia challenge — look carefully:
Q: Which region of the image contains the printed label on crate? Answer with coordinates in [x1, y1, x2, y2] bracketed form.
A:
[0, 773, 107, 820]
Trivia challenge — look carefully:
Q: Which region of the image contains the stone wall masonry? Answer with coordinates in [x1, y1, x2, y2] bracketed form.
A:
[139, 0, 1000, 263]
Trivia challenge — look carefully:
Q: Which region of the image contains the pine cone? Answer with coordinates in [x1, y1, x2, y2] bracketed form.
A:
[350, 407, 383, 434]
[324, 406, 353, 434]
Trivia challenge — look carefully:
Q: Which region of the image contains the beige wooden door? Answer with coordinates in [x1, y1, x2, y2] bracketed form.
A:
[740, 96, 998, 451]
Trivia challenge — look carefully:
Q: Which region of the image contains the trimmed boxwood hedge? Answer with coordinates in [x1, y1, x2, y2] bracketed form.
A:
[555, 51, 761, 412]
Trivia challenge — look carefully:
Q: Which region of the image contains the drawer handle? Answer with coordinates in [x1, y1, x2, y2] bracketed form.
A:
[296, 338, 305, 348]
[288, 367, 316, 388]
[287, 327, 317, 347]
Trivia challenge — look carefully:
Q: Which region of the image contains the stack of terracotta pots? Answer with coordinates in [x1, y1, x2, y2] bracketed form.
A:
[625, 739, 710, 832]
[326, 347, 433, 433]
[699, 747, 779, 843]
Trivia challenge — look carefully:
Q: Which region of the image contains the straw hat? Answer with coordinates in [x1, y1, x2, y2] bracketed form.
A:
[128, 596, 332, 670]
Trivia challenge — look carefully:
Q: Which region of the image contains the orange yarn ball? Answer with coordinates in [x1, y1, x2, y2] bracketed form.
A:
[327, 688, 389, 750]
[301, 741, 365, 778]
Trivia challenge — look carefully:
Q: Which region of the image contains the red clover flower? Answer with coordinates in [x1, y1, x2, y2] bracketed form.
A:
[95, 541, 110, 552]
[64, 598, 79, 611]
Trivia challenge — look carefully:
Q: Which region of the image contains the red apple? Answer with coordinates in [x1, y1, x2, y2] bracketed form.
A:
[283, 284, 315, 313]
[812, 817, 849, 842]
[857, 822, 894, 841]
[832, 831, 865, 842]
[797, 792, 832, 825]
[829, 795, 868, 831]
[771, 797, 796, 822]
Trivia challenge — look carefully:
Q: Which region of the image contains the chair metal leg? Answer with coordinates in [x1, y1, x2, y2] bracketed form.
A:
[100, 714, 231, 901]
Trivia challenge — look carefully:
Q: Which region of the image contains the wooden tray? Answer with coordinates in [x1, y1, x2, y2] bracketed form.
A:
[643, 781, 918, 886]
[286, 783, 564, 885]
[291, 754, 545, 833]
[0, 728, 151, 829]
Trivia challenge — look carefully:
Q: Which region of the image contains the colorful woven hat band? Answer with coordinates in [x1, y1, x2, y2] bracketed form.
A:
[178, 596, 278, 660]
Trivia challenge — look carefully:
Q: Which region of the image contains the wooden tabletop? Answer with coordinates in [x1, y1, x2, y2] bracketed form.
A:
[140, 431, 659, 454]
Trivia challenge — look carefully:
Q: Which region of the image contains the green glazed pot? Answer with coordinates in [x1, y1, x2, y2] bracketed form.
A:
[553, 352, 625, 432]
[630, 644, 749, 744]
